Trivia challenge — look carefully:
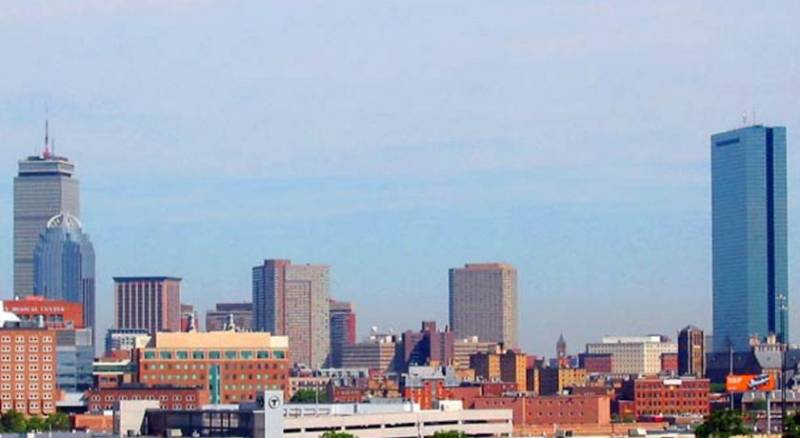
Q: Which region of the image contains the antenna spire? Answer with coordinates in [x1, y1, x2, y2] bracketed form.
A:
[43, 109, 52, 159]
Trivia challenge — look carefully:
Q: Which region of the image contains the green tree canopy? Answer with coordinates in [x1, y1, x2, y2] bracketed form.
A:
[694, 409, 749, 438]
[432, 431, 468, 438]
[1, 410, 28, 433]
[291, 388, 328, 403]
[320, 432, 355, 438]
[46, 412, 71, 431]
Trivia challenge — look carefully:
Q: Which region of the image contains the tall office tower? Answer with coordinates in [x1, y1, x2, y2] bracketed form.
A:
[678, 325, 705, 377]
[32, 212, 95, 333]
[114, 277, 182, 334]
[329, 299, 356, 367]
[712, 125, 788, 352]
[252, 259, 330, 368]
[206, 302, 254, 332]
[14, 133, 80, 297]
[449, 263, 518, 347]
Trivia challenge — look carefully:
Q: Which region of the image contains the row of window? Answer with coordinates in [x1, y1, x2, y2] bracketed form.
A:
[1, 364, 52, 372]
[143, 350, 286, 360]
[0, 373, 53, 381]
[91, 394, 196, 402]
[143, 362, 284, 371]
[0, 382, 52, 391]
[0, 345, 53, 353]
[0, 354, 53, 362]
[0, 401, 54, 411]
[0, 336, 53, 344]
[1, 392, 53, 400]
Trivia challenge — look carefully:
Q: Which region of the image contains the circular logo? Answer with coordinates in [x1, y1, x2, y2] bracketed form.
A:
[268, 396, 281, 409]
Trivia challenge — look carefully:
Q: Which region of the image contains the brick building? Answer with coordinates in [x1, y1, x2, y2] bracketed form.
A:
[579, 353, 613, 374]
[660, 353, 678, 375]
[0, 322, 58, 415]
[473, 394, 611, 427]
[538, 367, 588, 395]
[3, 296, 84, 329]
[85, 384, 209, 411]
[137, 330, 290, 404]
[470, 348, 527, 391]
[401, 321, 454, 371]
[400, 366, 461, 409]
[114, 277, 182, 334]
[623, 377, 710, 417]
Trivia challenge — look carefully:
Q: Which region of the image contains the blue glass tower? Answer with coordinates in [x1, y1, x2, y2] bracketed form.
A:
[33, 212, 96, 335]
[712, 125, 788, 352]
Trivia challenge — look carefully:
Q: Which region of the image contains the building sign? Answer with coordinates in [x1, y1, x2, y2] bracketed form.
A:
[726, 374, 776, 392]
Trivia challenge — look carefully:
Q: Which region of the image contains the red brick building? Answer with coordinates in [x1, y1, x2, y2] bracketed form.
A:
[0, 327, 58, 415]
[3, 296, 84, 329]
[660, 353, 678, 375]
[579, 353, 613, 374]
[625, 377, 710, 417]
[473, 394, 611, 426]
[85, 385, 209, 411]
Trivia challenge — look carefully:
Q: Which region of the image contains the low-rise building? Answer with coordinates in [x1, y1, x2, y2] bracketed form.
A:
[538, 367, 587, 395]
[400, 366, 461, 409]
[473, 394, 611, 427]
[104, 328, 150, 357]
[137, 330, 290, 404]
[470, 348, 527, 391]
[623, 377, 709, 417]
[340, 333, 401, 372]
[585, 336, 677, 375]
[85, 384, 210, 411]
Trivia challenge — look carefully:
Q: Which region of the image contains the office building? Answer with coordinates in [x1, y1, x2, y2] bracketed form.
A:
[449, 263, 517, 347]
[538, 367, 587, 395]
[0, 308, 58, 415]
[585, 336, 677, 375]
[623, 377, 710, 417]
[678, 325, 705, 377]
[114, 277, 182, 334]
[252, 259, 330, 368]
[401, 321, 455, 371]
[104, 328, 151, 357]
[56, 328, 94, 392]
[14, 136, 80, 297]
[340, 333, 401, 372]
[32, 212, 95, 332]
[712, 125, 788, 352]
[470, 347, 527, 392]
[453, 336, 497, 369]
[205, 302, 253, 332]
[137, 330, 290, 404]
[86, 385, 209, 412]
[2, 296, 84, 329]
[329, 299, 356, 368]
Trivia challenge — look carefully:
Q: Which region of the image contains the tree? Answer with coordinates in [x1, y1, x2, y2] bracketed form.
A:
[26, 415, 46, 432]
[320, 432, 355, 438]
[46, 412, 71, 431]
[694, 409, 749, 438]
[0, 410, 28, 433]
[784, 411, 800, 438]
[432, 432, 468, 438]
[291, 388, 328, 403]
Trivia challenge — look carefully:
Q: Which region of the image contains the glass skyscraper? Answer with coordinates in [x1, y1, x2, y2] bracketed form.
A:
[33, 212, 96, 335]
[711, 125, 788, 352]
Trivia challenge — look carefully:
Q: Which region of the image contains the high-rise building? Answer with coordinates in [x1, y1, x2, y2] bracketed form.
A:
[585, 335, 677, 375]
[205, 302, 254, 332]
[32, 212, 95, 333]
[56, 328, 94, 392]
[114, 277, 182, 334]
[14, 136, 80, 297]
[449, 263, 518, 347]
[252, 259, 330, 368]
[678, 325, 705, 377]
[712, 125, 788, 352]
[329, 299, 356, 368]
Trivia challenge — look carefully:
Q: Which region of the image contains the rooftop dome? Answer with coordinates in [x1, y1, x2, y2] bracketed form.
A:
[46, 212, 83, 230]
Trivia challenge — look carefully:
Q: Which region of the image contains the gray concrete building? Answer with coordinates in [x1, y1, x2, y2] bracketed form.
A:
[253, 259, 330, 368]
[449, 263, 518, 348]
[14, 139, 80, 297]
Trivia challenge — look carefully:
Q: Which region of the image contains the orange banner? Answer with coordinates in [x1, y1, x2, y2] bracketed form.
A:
[726, 374, 776, 393]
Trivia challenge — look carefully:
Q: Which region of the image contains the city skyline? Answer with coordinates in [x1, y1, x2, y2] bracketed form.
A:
[1, 2, 799, 356]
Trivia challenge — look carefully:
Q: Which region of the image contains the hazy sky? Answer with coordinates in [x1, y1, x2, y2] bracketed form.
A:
[1, 1, 799, 356]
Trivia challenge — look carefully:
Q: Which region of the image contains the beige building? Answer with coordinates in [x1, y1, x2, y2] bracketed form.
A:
[470, 348, 527, 392]
[453, 336, 497, 369]
[340, 334, 400, 372]
[585, 335, 677, 375]
[253, 260, 330, 369]
[538, 367, 587, 395]
[449, 263, 517, 347]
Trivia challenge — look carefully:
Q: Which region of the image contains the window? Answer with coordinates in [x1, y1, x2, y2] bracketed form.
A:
[176, 351, 189, 360]
[225, 351, 238, 360]
[209, 351, 221, 359]
[160, 351, 173, 360]
[144, 351, 156, 359]
[274, 351, 285, 359]
[257, 351, 270, 359]
[193, 351, 205, 359]
[43, 337, 52, 343]
[241, 351, 253, 360]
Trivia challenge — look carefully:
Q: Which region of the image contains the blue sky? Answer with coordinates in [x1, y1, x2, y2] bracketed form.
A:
[0, 1, 798, 356]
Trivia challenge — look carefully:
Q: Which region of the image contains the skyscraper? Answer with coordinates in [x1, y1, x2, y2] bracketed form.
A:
[14, 134, 80, 297]
[711, 125, 788, 352]
[33, 212, 95, 333]
[329, 299, 356, 368]
[114, 277, 182, 334]
[205, 302, 254, 332]
[252, 259, 330, 368]
[678, 325, 705, 377]
[449, 263, 518, 347]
